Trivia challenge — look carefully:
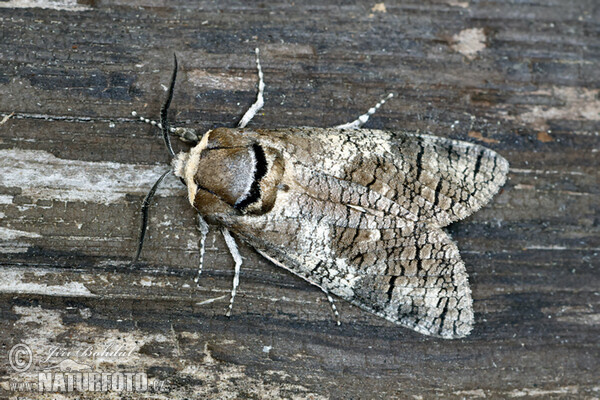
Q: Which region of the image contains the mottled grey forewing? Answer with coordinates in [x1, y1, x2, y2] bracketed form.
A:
[254, 128, 509, 227]
[381, 132, 509, 226]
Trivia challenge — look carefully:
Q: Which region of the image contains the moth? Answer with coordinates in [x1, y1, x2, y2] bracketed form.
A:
[132, 49, 509, 339]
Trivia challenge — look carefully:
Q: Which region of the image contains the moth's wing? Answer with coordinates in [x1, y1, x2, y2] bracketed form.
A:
[335, 224, 473, 338]
[380, 132, 510, 226]
[237, 215, 472, 338]
[257, 128, 509, 227]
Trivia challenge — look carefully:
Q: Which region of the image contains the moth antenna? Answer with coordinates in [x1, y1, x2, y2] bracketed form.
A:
[334, 93, 394, 130]
[160, 53, 178, 158]
[238, 48, 265, 128]
[221, 228, 242, 317]
[194, 214, 210, 284]
[132, 169, 171, 264]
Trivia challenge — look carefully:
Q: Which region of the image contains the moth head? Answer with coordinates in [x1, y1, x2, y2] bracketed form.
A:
[173, 128, 284, 218]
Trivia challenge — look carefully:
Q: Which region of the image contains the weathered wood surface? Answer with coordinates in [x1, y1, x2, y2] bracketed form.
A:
[0, 1, 598, 399]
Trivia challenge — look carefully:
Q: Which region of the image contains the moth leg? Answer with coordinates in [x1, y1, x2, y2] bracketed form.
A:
[194, 214, 210, 285]
[221, 228, 242, 317]
[254, 248, 343, 326]
[334, 93, 394, 130]
[323, 291, 341, 326]
[237, 48, 265, 129]
[131, 111, 200, 144]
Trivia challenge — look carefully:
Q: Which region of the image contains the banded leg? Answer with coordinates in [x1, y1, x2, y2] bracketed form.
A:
[131, 111, 200, 144]
[253, 248, 342, 326]
[335, 93, 393, 130]
[221, 228, 242, 317]
[238, 48, 265, 129]
[194, 214, 210, 285]
[324, 291, 341, 326]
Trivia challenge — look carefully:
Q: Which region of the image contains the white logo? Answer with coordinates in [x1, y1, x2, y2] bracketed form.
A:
[9, 344, 32, 373]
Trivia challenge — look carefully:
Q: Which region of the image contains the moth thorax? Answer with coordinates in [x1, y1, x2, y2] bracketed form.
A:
[173, 140, 284, 216]
[200, 146, 258, 206]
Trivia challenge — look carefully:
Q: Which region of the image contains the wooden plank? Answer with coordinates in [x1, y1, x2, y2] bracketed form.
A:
[0, 0, 598, 398]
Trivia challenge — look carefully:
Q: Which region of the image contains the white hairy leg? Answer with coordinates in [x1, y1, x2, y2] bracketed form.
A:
[131, 111, 199, 143]
[335, 93, 394, 129]
[194, 214, 210, 285]
[325, 292, 341, 326]
[238, 48, 265, 129]
[221, 228, 242, 317]
[254, 249, 341, 326]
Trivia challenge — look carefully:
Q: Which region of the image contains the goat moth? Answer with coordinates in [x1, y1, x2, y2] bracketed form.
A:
[133, 49, 509, 339]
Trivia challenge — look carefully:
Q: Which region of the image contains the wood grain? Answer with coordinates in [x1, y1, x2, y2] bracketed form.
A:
[0, 1, 598, 398]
